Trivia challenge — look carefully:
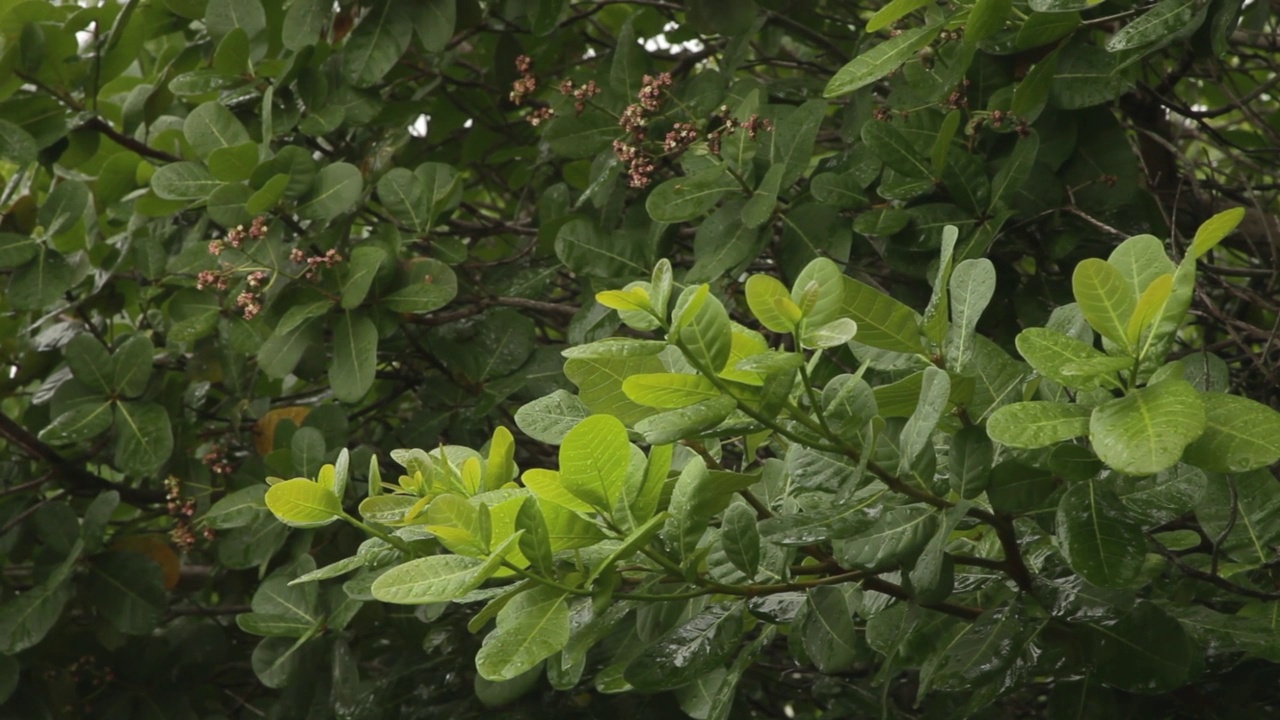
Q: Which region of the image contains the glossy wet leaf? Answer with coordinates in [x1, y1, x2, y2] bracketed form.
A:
[265, 478, 342, 528]
[987, 401, 1091, 448]
[1089, 379, 1205, 475]
[1056, 482, 1146, 589]
[625, 604, 746, 691]
[1181, 392, 1280, 472]
[475, 586, 571, 681]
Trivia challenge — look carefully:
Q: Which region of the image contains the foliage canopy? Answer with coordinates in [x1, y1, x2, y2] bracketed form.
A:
[1, 0, 1279, 718]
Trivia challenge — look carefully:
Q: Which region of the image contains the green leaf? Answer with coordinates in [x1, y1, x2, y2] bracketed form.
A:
[88, 552, 166, 634]
[679, 291, 733, 373]
[64, 333, 113, 393]
[1089, 379, 1205, 475]
[867, 0, 933, 32]
[824, 22, 944, 97]
[39, 180, 89, 237]
[0, 550, 77, 653]
[330, 312, 378, 403]
[411, 0, 456, 52]
[966, 0, 1013, 46]
[987, 401, 1092, 448]
[1057, 481, 1146, 588]
[1181, 393, 1280, 472]
[184, 101, 252, 160]
[798, 586, 860, 673]
[1125, 273, 1173, 349]
[861, 119, 933, 178]
[899, 366, 950, 473]
[151, 161, 219, 200]
[837, 506, 938, 571]
[559, 415, 629, 511]
[205, 485, 268, 529]
[376, 168, 428, 231]
[931, 109, 962, 176]
[840, 277, 925, 353]
[792, 257, 846, 329]
[297, 162, 364, 222]
[39, 401, 114, 445]
[1197, 469, 1280, 565]
[514, 390, 591, 445]
[111, 334, 154, 397]
[340, 245, 386, 309]
[1189, 207, 1245, 260]
[947, 258, 995, 370]
[1072, 258, 1136, 350]
[371, 555, 488, 604]
[645, 165, 738, 223]
[382, 257, 457, 313]
[1088, 601, 1194, 692]
[1107, 234, 1175, 300]
[515, 499, 555, 578]
[1017, 10, 1081, 49]
[113, 401, 173, 475]
[1016, 327, 1116, 391]
[720, 502, 761, 578]
[207, 142, 259, 183]
[1106, 0, 1202, 52]
[8, 249, 74, 311]
[634, 396, 736, 445]
[623, 373, 720, 409]
[205, 0, 266, 40]
[769, 99, 827, 187]
[282, 0, 328, 51]
[625, 605, 746, 691]
[0, 233, 39, 268]
[265, 478, 342, 528]
[990, 133, 1040, 213]
[741, 164, 783, 229]
[745, 274, 796, 333]
[1011, 55, 1058, 120]
[0, 119, 38, 164]
[802, 318, 858, 349]
[475, 587, 571, 681]
[343, 2, 414, 87]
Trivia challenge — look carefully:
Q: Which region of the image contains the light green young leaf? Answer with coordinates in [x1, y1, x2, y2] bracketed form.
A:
[1107, 234, 1175, 299]
[559, 415, 630, 511]
[1189, 207, 1245, 260]
[745, 274, 796, 333]
[801, 317, 858, 349]
[264, 478, 342, 528]
[1072, 258, 1136, 350]
[623, 373, 721, 409]
[898, 366, 950, 473]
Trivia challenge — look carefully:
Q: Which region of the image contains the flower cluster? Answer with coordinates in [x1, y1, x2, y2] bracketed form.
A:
[526, 106, 555, 126]
[207, 216, 269, 255]
[289, 247, 343, 278]
[196, 269, 230, 291]
[558, 78, 601, 115]
[706, 108, 774, 154]
[510, 54, 537, 105]
[201, 444, 235, 476]
[612, 73, 676, 189]
[663, 122, 699, 153]
[165, 474, 210, 552]
[638, 72, 673, 111]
